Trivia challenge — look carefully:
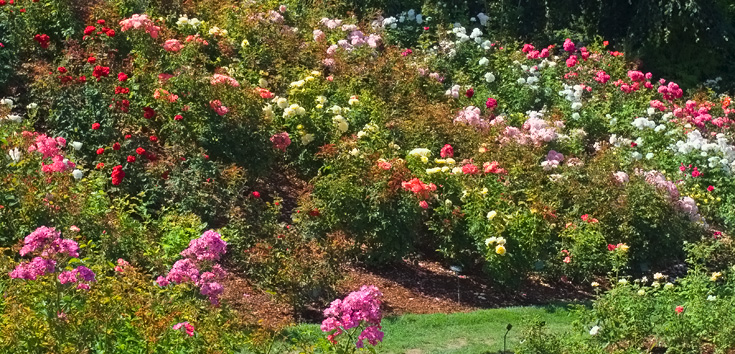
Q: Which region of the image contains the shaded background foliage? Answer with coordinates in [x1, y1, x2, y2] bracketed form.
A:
[311, 0, 735, 92]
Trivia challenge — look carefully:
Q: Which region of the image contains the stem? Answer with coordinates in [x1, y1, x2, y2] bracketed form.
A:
[457, 276, 460, 303]
[52, 279, 62, 353]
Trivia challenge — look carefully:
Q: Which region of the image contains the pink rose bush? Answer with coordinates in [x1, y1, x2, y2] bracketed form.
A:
[119, 14, 160, 38]
[454, 106, 489, 129]
[162, 39, 183, 52]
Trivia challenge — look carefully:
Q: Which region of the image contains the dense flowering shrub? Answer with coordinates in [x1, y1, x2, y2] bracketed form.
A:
[321, 285, 384, 350]
[157, 230, 227, 305]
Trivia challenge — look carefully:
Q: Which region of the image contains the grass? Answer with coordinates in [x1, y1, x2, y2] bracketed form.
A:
[287, 303, 579, 354]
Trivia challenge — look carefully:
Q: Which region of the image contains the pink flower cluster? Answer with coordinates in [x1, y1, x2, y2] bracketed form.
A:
[671, 100, 729, 128]
[180, 230, 228, 262]
[642, 170, 680, 200]
[658, 81, 683, 101]
[270, 132, 291, 152]
[173, 322, 195, 337]
[483, 161, 507, 174]
[462, 163, 479, 175]
[10, 226, 94, 289]
[417, 68, 444, 82]
[677, 196, 704, 223]
[58, 266, 96, 289]
[42, 155, 75, 173]
[440, 144, 454, 158]
[524, 117, 559, 145]
[500, 113, 562, 147]
[210, 74, 240, 87]
[638, 169, 704, 222]
[210, 100, 229, 116]
[401, 178, 437, 200]
[321, 285, 384, 348]
[9, 257, 56, 280]
[595, 70, 611, 84]
[19, 226, 78, 258]
[454, 106, 489, 129]
[613, 171, 629, 184]
[541, 150, 565, 171]
[163, 39, 183, 52]
[156, 230, 228, 305]
[119, 14, 160, 38]
[337, 31, 381, 51]
[522, 43, 550, 59]
[27, 133, 66, 158]
[320, 17, 343, 29]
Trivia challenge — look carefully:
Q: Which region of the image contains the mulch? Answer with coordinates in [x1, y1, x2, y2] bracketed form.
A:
[223, 259, 595, 328]
[337, 259, 594, 316]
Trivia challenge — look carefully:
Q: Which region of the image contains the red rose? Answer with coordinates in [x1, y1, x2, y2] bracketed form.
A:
[78, 76, 86, 82]
[84, 26, 96, 36]
[252, 191, 260, 198]
[135, 147, 145, 155]
[126, 155, 136, 163]
[124, 134, 131, 139]
[174, 114, 183, 121]
[118, 72, 128, 82]
[92, 65, 110, 80]
[143, 107, 156, 119]
[97, 19, 105, 25]
[104, 29, 115, 37]
[112, 142, 121, 150]
[111, 165, 125, 185]
[95, 163, 104, 169]
[87, 56, 96, 64]
[96, 148, 105, 155]
[465, 88, 474, 98]
[57, 66, 67, 73]
[149, 136, 158, 142]
[92, 122, 100, 130]
[33, 34, 50, 49]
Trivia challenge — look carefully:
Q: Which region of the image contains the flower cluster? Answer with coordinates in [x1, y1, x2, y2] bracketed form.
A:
[270, 132, 291, 152]
[119, 14, 160, 38]
[210, 74, 240, 87]
[156, 230, 228, 305]
[453, 106, 489, 129]
[209, 100, 229, 116]
[541, 150, 565, 171]
[401, 178, 437, 200]
[10, 226, 95, 290]
[173, 322, 195, 337]
[321, 285, 384, 348]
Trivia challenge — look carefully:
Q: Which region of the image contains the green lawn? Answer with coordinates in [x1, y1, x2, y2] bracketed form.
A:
[288, 304, 578, 354]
